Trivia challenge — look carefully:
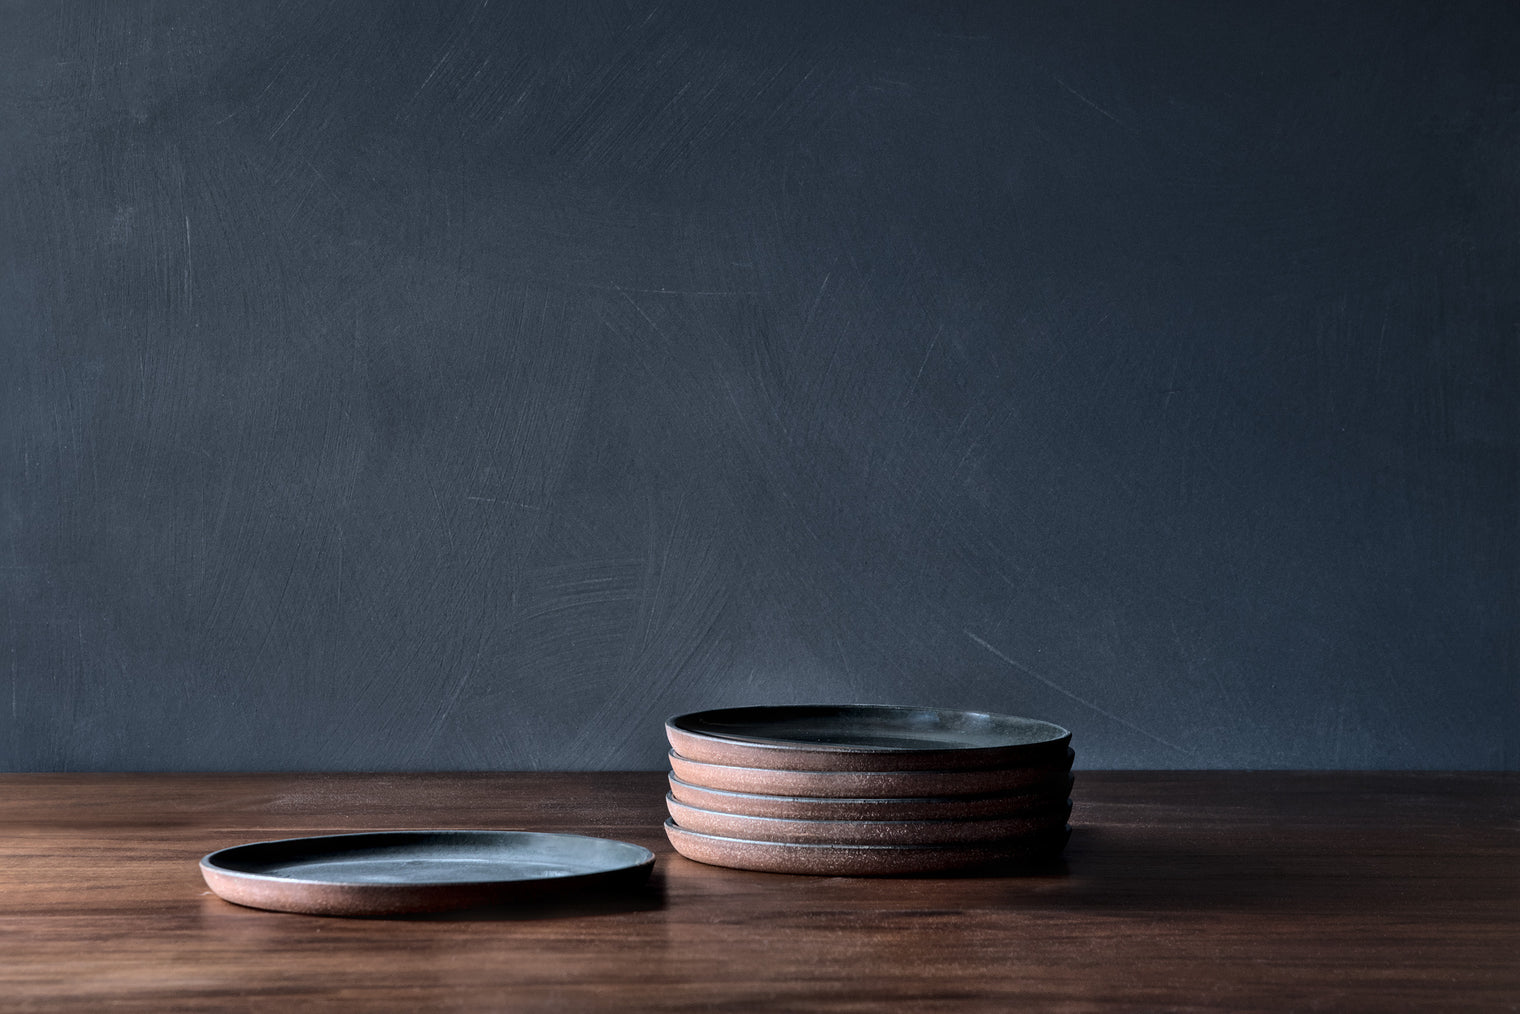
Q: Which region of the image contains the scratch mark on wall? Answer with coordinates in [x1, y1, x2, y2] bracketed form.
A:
[591, 284, 753, 296]
[420, 628, 490, 753]
[465, 495, 542, 510]
[182, 215, 192, 317]
[268, 83, 314, 140]
[334, 523, 344, 614]
[9, 613, 16, 721]
[965, 630, 1191, 755]
[1053, 76, 1131, 131]
[902, 323, 942, 406]
[803, 269, 833, 338]
[429, 481, 457, 550]
[616, 286, 669, 342]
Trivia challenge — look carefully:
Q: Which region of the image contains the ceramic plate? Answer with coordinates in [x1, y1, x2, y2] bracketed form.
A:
[668, 747, 1075, 798]
[667, 772, 1075, 821]
[667, 706, 1071, 771]
[664, 820, 1070, 875]
[200, 830, 656, 917]
[666, 794, 1072, 846]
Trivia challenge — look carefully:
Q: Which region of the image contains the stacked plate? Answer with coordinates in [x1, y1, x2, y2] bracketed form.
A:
[663, 705, 1074, 875]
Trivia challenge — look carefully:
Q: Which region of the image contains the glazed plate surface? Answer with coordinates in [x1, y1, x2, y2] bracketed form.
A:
[667, 705, 1070, 771]
[200, 830, 655, 916]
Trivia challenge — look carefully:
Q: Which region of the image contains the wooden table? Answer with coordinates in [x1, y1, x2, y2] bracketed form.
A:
[1, 772, 1515, 1011]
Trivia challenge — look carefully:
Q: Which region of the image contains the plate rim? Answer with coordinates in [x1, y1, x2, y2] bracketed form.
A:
[669, 746, 1077, 780]
[199, 829, 657, 889]
[665, 770, 1076, 807]
[666, 704, 1071, 755]
[663, 818, 1071, 854]
[665, 792, 1072, 829]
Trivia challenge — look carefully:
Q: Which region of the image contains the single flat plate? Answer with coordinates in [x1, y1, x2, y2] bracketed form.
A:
[667, 706, 1071, 771]
[665, 820, 1070, 876]
[668, 772, 1076, 821]
[666, 794, 1072, 846]
[200, 831, 655, 917]
[669, 747, 1075, 799]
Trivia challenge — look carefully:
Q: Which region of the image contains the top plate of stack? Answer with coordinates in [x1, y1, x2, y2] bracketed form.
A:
[666, 705, 1071, 772]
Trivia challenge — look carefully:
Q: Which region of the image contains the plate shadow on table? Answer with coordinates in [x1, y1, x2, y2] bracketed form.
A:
[197, 871, 668, 922]
[971, 824, 1458, 916]
[398, 870, 669, 922]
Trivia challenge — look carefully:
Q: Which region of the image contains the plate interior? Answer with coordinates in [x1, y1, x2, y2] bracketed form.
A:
[206, 831, 652, 886]
[674, 706, 1067, 752]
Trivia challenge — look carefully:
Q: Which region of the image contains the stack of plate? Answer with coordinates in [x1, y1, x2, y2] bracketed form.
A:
[663, 705, 1074, 875]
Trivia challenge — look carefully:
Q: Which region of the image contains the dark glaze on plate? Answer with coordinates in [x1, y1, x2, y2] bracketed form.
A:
[200, 830, 655, 917]
[667, 705, 1071, 772]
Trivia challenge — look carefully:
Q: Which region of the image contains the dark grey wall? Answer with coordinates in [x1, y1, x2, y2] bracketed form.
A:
[2, 1, 1515, 771]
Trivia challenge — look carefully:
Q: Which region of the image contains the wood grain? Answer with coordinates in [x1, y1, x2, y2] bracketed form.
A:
[1, 772, 1516, 1011]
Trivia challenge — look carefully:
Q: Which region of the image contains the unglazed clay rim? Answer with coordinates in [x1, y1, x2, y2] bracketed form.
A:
[668, 746, 1076, 798]
[667, 772, 1076, 820]
[664, 819, 1070, 876]
[665, 793, 1073, 845]
[666, 705, 1071, 772]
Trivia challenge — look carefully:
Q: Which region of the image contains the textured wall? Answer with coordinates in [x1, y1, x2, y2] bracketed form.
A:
[2, 1, 1515, 770]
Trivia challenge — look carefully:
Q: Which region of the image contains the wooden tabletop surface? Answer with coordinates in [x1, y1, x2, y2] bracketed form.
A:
[1, 771, 1515, 1011]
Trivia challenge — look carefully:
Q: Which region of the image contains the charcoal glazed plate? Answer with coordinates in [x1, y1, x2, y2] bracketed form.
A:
[666, 794, 1073, 846]
[665, 820, 1070, 876]
[200, 831, 656, 917]
[669, 747, 1076, 798]
[666, 772, 1076, 821]
[666, 705, 1071, 771]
